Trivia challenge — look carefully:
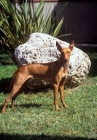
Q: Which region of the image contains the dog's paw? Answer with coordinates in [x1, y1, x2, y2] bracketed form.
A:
[55, 107, 60, 111]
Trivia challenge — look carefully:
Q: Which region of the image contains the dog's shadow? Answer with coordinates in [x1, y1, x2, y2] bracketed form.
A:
[15, 103, 42, 108]
[0, 103, 42, 112]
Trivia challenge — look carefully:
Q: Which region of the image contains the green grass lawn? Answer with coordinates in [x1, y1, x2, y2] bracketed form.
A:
[0, 49, 97, 140]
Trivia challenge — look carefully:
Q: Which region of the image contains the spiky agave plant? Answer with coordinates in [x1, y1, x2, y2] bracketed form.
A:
[0, 0, 69, 59]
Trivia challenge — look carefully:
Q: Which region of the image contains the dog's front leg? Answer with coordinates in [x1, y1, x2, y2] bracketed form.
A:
[53, 84, 60, 111]
[59, 77, 68, 108]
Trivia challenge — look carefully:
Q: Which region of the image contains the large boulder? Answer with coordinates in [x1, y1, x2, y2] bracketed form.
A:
[14, 32, 91, 88]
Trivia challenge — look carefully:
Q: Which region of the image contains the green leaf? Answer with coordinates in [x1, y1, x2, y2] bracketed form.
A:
[0, 20, 3, 26]
[0, 0, 10, 14]
[53, 18, 64, 37]
[35, 0, 44, 17]
[53, 2, 68, 21]
[58, 33, 72, 38]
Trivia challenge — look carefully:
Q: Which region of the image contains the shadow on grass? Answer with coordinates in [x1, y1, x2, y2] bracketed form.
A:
[0, 133, 95, 140]
[88, 58, 97, 77]
[78, 47, 97, 77]
[0, 77, 12, 93]
[13, 103, 42, 108]
[0, 103, 42, 113]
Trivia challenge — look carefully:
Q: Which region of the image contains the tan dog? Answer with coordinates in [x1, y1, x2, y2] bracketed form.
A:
[2, 41, 74, 113]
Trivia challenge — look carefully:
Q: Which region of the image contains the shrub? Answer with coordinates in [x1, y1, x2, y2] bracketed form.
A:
[0, 0, 69, 59]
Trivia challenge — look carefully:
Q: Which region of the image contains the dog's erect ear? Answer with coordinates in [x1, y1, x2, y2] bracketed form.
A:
[69, 40, 74, 51]
[56, 41, 62, 52]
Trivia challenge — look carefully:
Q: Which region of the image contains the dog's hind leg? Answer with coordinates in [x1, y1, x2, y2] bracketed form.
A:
[2, 86, 21, 113]
[11, 77, 29, 109]
[2, 72, 28, 113]
[11, 92, 20, 109]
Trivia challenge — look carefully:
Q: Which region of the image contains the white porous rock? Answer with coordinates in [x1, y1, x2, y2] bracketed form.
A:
[14, 32, 91, 88]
